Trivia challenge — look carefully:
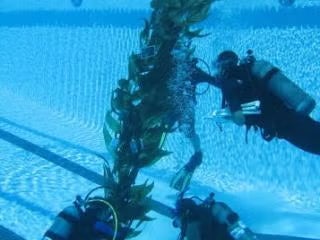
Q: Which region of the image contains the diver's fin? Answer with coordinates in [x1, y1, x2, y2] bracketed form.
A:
[170, 167, 194, 192]
[170, 152, 202, 192]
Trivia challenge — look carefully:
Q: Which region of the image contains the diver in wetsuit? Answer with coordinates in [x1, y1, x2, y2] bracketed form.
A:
[171, 49, 320, 192]
[174, 193, 257, 240]
[214, 50, 320, 154]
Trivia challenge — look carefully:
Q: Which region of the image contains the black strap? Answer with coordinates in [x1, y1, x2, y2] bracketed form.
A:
[221, 93, 227, 108]
[58, 209, 80, 225]
[260, 67, 279, 88]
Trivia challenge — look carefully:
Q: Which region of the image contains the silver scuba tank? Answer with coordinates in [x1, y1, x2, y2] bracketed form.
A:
[251, 60, 316, 115]
[43, 205, 82, 240]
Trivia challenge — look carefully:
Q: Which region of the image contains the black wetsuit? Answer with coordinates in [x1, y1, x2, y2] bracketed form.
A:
[219, 63, 320, 155]
[191, 66, 219, 88]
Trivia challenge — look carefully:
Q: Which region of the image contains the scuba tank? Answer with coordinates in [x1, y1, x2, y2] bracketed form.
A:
[210, 202, 257, 240]
[249, 57, 316, 115]
[43, 187, 123, 240]
[43, 197, 83, 240]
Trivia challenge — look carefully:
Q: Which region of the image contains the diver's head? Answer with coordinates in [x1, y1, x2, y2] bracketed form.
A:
[216, 50, 239, 70]
[214, 50, 239, 79]
[174, 197, 200, 227]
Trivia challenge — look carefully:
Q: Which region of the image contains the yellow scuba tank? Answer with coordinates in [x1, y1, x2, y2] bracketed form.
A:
[251, 60, 316, 115]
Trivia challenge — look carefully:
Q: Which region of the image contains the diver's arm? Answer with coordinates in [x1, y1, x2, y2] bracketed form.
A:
[191, 66, 220, 88]
[222, 80, 246, 126]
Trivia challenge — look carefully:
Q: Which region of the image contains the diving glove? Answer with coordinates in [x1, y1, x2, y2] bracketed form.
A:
[170, 151, 203, 192]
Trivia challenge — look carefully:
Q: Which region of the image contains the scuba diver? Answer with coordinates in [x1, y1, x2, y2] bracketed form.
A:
[43, 187, 125, 240]
[173, 192, 257, 240]
[214, 49, 320, 155]
[170, 49, 320, 192]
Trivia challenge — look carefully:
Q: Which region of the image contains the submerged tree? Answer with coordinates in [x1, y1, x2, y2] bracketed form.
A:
[102, 0, 215, 238]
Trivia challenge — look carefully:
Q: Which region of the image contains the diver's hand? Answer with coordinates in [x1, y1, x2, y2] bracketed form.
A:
[231, 110, 245, 126]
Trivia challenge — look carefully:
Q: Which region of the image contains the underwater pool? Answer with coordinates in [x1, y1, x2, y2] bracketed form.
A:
[0, 0, 320, 239]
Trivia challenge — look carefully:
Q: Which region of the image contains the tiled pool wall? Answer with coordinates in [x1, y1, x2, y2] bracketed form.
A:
[0, 26, 141, 129]
[1, 8, 319, 127]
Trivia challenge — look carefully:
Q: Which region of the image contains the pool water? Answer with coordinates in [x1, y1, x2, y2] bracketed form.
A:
[0, 0, 320, 239]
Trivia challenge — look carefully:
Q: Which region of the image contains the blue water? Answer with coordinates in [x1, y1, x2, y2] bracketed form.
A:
[0, 0, 320, 239]
[0, 6, 319, 28]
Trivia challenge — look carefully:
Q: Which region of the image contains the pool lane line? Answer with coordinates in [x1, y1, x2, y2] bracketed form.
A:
[0, 128, 104, 185]
[0, 116, 104, 158]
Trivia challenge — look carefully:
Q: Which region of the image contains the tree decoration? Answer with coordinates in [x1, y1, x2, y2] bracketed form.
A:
[102, 0, 214, 238]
